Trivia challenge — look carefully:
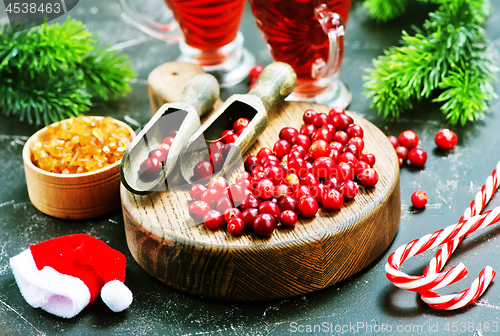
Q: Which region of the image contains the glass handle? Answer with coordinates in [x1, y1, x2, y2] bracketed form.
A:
[314, 5, 345, 79]
[119, 0, 182, 42]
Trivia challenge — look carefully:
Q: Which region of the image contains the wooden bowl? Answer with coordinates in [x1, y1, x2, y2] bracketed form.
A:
[23, 117, 135, 220]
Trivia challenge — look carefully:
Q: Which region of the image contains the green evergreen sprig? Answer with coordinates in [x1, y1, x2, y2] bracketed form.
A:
[0, 18, 136, 125]
[363, 0, 498, 125]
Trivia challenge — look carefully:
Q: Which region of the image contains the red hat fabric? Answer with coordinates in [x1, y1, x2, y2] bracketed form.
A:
[10, 234, 133, 318]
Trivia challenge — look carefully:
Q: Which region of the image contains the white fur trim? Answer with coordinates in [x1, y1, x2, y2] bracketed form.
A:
[9, 249, 91, 319]
[101, 280, 133, 312]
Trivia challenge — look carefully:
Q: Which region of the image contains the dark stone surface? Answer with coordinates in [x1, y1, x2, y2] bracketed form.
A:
[1, 0, 500, 335]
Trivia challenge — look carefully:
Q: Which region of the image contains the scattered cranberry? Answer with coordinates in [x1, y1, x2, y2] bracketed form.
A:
[309, 140, 330, 160]
[310, 183, 327, 204]
[190, 184, 207, 201]
[300, 124, 317, 138]
[339, 180, 358, 201]
[358, 153, 375, 167]
[227, 217, 245, 235]
[332, 130, 349, 145]
[292, 185, 311, 200]
[408, 148, 427, 167]
[313, 113, 330, 129]
[206, 151, 224, 171]
[255, 179, 275, 199]
[292, 134, 311, 149]
[387, 135, 398, 148]
[258, 200, 281, 220]
[273, 139, 291, 159]
[358, 168, 379, 188]
[278, 196, 299, 213]
[411, 190, 428, 208]
[189, 201, 211, 222]
[241, 208, 259, 228]
[203, 210, 223, 229]
[279, 210, 298, 228]
[322, 189, 344, 211]
[312, 157, 336, 178]
[395, 146, 409, 162]
[223, 207, 242, 224]
[346, 124, 364, 138]
[435, 129, 457, 150]
[303, 109, 318, 125]
[279, 127, 299, 144]
[298, 196, 319, 218]
[228, 183, 246, 204]
[239, 194, 261, 212]
[398, 130, 419, 149]
[253, 213, 276, 237]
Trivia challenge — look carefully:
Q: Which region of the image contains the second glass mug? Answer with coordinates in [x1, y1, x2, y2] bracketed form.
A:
[248, 0, 352, 108]
[120, 0, 255, 87]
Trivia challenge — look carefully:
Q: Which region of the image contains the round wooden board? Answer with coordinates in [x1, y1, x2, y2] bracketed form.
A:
[121, 100, 400, 301]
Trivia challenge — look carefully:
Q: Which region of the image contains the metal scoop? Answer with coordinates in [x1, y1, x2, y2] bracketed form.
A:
[177, 62, 296, 186]
[120, 73, 219, 195]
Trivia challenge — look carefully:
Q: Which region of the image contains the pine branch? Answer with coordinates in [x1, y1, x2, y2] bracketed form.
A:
[363, 0, 409, 22]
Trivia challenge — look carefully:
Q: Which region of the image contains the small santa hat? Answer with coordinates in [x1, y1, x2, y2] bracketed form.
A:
[9, 234, 133, 318]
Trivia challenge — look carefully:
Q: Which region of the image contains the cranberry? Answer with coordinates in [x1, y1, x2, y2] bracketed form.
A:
[298, 196, 319, 218]
[239, 193, 262, 212]
[209, 140, 224, 154]
[329, 107, 345, 115]
[262, 159, 279, 168]
[332, 130, 349, 145]
[288, 158, 308, 177]
[258, 200, 280, 220]
[220, 129, 235, 142]
[358, 168, 379, 188]
[411, 190, 428, 208]
[189, 201, 211, 222]
[251, 171, 265, 190]
[279, 210, 298, 228]
[435, 129, 457, 149]
[253, 213, 276, 237]
[408, 148, 427, 167]
[311, 127, 333, 143]
[149, 149, 167, 164]
[339, 180, 358, 201]
[236, 171, 251, 183]
[241, 208, 259, 228]
[321, 124, 336, 134]
[354, 161, 370, 178]
[223, 207, 242, 224]
[300, 124, 316, 138]
[346, 124, 364, 138]
[273, 139, 291, 159]
[305, 160, 313, 174]
[251, 165, 264, 178]
[157, 143, 171, 160]
[339, 150, 358, 165]
[283, 173, 300, 188]
[244, 155, 260, 172]
[395, 146, 409, 162]
[216, 197, 234, 213]
[398, 130, 419, 149]
[208, 176, 229, 193]
[205, 151, 224, 171]
[300, 172, 320, 187]
[249, 64, 264, 82]
[330, 113, 353, 131]
[261, 154, 279, 165]
[227, 217, 245, 235]
[274, 184, 291, 199]
[303, 152, 315, 163]
[313, 113, 329, 129]
[348, 137, 364, 152]
[292, 134, 311, 149]
[324, 175, 340, 190]
[288, 150, 303, 161]
[290, 145, 307, 158]
[263, 166, 284, 185]
[139, 157, 162, 181]
[190, 184, 207, 201]
[278, 195, 299, 213]
[203, 210, 223, 229]
[312, 157, 336, 178]
[233, 118, 250, 133]
[257, 147, 273, 162]
[201, 188, 220, 208]
[168, 129, 178, 137]
[228, 183, 247, 204]
[330, 141, 343, 152]
[388, 135, 398, 148]
[335, 162, 354, 182]
[358, 153, 376, 167]
[279, 127, 299, 144]
[193, 160, 213, 181]
[310, 183, 327, 204]
[303, 109, 318, 124]
[255, 179, 275, 199]
[322, 189, 344, 211]
[292, 185, 311, 201]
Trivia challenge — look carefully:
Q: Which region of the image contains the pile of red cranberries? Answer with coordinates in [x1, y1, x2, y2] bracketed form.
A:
[193, 117, 251, 182]
[138, 129, 178, 181]
[388, 130, 427, 167]
[188, 107, 380, 237]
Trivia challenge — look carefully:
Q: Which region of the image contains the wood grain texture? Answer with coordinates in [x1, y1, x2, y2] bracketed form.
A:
[121, 101, 401, 300]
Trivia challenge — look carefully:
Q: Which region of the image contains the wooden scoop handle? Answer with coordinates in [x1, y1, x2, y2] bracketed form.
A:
[179, 73, 220, 117]
[248, 62, 297, 111]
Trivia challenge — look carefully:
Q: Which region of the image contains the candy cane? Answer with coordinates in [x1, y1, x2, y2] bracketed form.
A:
[386, 160, 500, 310]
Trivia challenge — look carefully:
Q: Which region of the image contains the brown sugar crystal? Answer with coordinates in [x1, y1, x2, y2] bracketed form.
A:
[31, 116, 131, 174]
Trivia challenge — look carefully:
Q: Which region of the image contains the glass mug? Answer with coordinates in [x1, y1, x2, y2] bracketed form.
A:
[120, 0, 255, 87]
[248, 0, 352, 107]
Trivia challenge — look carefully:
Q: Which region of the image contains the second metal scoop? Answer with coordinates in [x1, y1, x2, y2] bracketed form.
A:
[120, 73, 219, 195]
[177, 62, 297, 186]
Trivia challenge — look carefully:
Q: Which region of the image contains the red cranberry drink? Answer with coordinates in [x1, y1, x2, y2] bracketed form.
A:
[249, 0, 352, 106]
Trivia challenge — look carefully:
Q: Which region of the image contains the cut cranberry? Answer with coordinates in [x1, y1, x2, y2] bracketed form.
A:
[279, 127, 299, 144]
[241, 208, 259, 228]
[203, 210, 223, 229]
[408, 148, 427, 167]
[298, 196, 319, 218]
[435, 129, 457, 150]
[244, 155, 260, 172]
[303, 109, 318, 124]
[273, 139, 291, 159]
[312, 157, 336, 178]
[190, 184, 208, 201]
[322, 189, 344, 211]
[278, 195, 299, 213]
[193, 160, 213, 181]
[411, 190, 428, 208]
[279, 210, 298, 228]
[208, 176, 229, 193]
[346, 124, 364, 138]
[227, 217, 245, 235]
[233, 118, 250, 133]
[255, 179, 275, 199]
[291, 134, 311, 149]
[388, 135, 398, 148]
[313, 113, 329, 129]
[339, 180, 358, 201]
[274, 184, 291, 199]
[216, 197, 234, 213]
[398, 130, 419, 149]
[139, 157, 162, 181]
[310, 183, 327, 204]
[358, 153, 376, 167]
[332, 130, 349, 145]
[258, 200, 280, 220]
[300, 124, 317, 138]
[201, 188, 220, 208]
[253, 213, 276, 237]
[358, 168, 379, 188]
[189, 200, 211, 222]
[223, 207, 242, 224]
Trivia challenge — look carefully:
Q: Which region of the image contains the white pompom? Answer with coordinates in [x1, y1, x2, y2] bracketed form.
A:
[100, 280, 133, 312]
